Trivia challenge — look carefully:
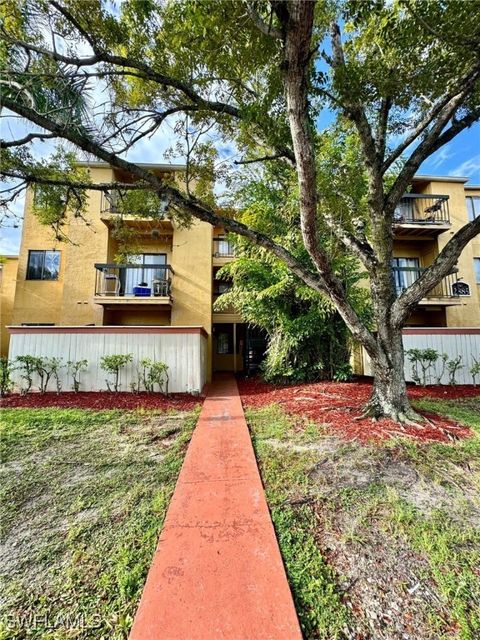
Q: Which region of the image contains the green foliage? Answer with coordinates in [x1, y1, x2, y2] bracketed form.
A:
[216, 166, 370, 383]
[470, 357, 480, 386]
[406, 348, 440, 386]
[332, 362, 353, 382]
[1, 406, 198, 640]
[35, 356, 64, 394]
[100, 354, 133, 393]
[446, 355, 463, 386]
[67, 359, 89, 392]
[131, 358, 169, 394]
[0, 356, 14, 397]
[15, 355, 43, 394]
[1, 148, 91, 241]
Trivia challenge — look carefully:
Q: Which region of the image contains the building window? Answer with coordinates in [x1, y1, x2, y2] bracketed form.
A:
[466, 196, 480, 221]
[26, 250, 61, 280]
[392, 257, 420, 294]
[474, 258, 480, 283]
[216, 324, 234, 354]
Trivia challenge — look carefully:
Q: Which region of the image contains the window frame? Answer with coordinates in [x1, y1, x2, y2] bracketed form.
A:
[26, 250, 61, 281]
[466, 196, 480, 222]
[474, 258, 480, 284]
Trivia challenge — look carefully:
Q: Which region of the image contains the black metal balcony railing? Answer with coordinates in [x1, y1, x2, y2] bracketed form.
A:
[394, 194, 450, 225]
[393, 267, 459, 299]
[213, 237, 235, 258]
[94, 263, 174, 298]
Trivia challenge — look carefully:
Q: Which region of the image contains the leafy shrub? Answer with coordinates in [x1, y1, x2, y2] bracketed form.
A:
[447, 355, 463, 386]
[67, 359, 89, 392]
[16, 355, 43, 394]
[100, 354, 133, 392]
[35, 357, 64, 394]
[131, 358, 169, 394]
[0, 356, 14, 397]
[406, 348, 439, 386]
[332, 362, 353, 382]
[471, 357, 480, 386]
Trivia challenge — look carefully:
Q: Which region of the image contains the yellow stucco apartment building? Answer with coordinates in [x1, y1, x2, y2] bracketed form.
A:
[1, 163, 480, 385]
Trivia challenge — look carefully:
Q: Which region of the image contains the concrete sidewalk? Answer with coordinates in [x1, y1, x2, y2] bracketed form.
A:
[129, 375, 302, 640]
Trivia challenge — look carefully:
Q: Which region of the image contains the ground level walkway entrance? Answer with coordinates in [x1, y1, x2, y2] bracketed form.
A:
[129, 374, 301, 639]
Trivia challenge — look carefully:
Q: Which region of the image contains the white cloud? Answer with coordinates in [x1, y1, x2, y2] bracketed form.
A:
[0, 228, 21, 255]
[428, 145, 455, 170]
[448, 154, 480, 181]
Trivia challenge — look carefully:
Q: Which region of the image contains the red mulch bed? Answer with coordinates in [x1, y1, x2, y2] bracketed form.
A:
[0, 391, 203, 411]
[237, 378, 479, 443]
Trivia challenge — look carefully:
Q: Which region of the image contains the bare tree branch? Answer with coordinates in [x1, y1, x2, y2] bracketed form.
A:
[234, 153, 289, 165]
[0, 132, 57, 148]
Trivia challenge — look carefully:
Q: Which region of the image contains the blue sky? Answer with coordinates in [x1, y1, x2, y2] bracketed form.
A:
[1, 118, 479, 255]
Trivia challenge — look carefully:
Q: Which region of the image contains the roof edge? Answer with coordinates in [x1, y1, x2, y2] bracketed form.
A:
[413, 174, 469, 183]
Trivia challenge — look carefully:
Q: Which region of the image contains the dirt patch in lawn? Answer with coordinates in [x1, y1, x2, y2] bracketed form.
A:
[239, 378, 477, 443]
[0, 391, 202, 411]
[1, 408, 198, 639]
[264, 436, 479, 639]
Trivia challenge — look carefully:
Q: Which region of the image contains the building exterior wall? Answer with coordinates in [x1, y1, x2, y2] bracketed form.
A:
[7, 166, 480, 383]
[8, 163, 220, 382]
[0, 256, 19, 356]
[361, 328, 480, 385]
[8, 326, 207, 393]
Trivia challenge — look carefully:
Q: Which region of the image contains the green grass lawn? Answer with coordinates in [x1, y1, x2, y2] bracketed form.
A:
[247, 397, 480, 640]
[0, 407, 198, 640]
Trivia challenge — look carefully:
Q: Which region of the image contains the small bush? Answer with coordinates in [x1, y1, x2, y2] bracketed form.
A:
[100, 354, 133, 392]
[447, 355, 463, 386]
[471, 357, 480, 386]
[131, 359, 169, 394]
[36, 357, 64, 394]
[406, 348, 439, 386]
[332, 362, 353, 382]
[0, 356, 14, 397]
[16, 355, 43, 394]
[67, 359, 89, 392]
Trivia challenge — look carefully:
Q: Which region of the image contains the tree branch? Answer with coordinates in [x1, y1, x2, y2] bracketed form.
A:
[0, 92, 339, 337]
[386, 71, 480, 212]
[0, 132, 57, 148]
[280, 6, 378, 354]
[382, 62, 480, 173]
[391, 214, 480, 327]
[244, 1, 282, 39]
[234, 153, 289, 165]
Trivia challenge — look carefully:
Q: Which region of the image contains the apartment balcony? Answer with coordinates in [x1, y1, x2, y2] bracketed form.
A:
[393, 267, 461, 306]
[93, 263, 173, 307]
[213, 237, 235, 265]
[99, 192, 173, 235]
[393, 194, 451, 239]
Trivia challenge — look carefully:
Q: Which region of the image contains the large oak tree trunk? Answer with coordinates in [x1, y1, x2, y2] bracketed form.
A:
[364, 325, 419, 422]
[364, 252, 419, 422]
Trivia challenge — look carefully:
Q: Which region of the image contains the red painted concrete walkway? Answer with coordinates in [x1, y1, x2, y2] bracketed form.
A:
[129, 375, 302, 640]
